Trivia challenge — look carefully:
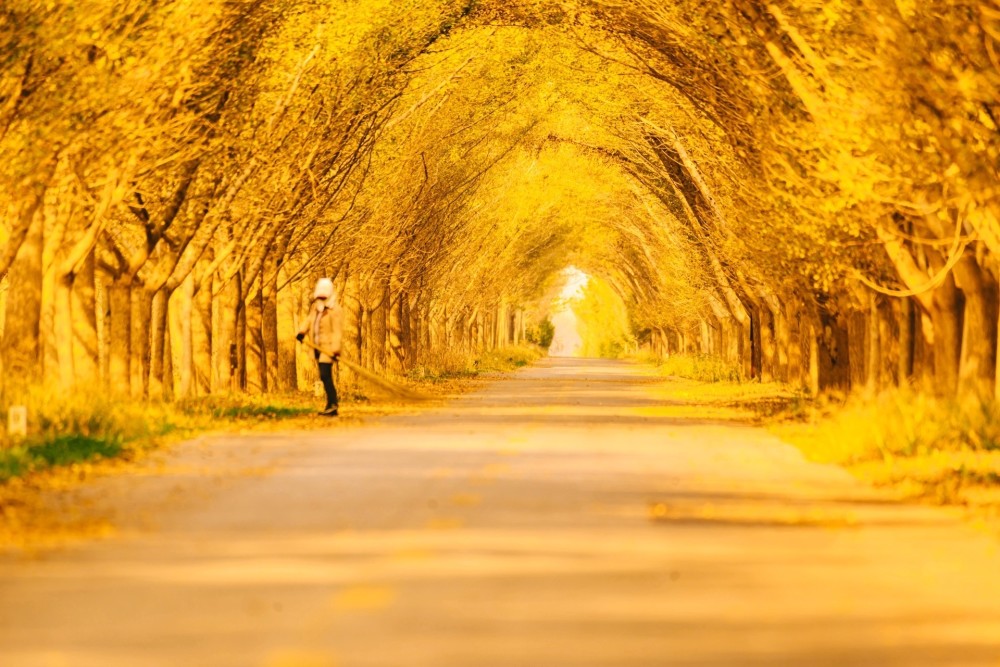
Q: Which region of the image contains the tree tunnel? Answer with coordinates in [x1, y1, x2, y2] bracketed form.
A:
[1, 0, 999, 401]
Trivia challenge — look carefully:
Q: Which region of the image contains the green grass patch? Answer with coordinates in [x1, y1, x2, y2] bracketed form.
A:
[0, 435, 124, 483]
[0, 391, 320, 485]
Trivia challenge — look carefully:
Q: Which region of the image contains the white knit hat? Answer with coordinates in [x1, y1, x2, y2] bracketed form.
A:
[313, 277, 335, 300]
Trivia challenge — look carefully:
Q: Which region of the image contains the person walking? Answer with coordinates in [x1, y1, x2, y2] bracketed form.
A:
[296, 277, 344, 416]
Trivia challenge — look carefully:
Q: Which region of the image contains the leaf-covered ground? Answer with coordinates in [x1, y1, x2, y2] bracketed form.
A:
[653, 378, 1000, 539]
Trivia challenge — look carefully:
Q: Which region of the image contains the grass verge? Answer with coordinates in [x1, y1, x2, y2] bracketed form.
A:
[0, 435, 123, 481]
[632, 351, 744, 383]
[0, 393, 314, 485]
[771, 390, 1000, 516]
[647, 370, 1000, 534]
[406, 344, 546, 381]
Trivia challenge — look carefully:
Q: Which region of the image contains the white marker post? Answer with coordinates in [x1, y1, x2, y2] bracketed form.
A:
[8, 406, 27, 440]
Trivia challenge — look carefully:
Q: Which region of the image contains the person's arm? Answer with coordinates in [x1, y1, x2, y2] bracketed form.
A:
[296, 303, 314, 341]
[329, 305, 344, 358]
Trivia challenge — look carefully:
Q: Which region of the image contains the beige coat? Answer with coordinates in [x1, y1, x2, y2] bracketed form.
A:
[299, 300, 344, 363]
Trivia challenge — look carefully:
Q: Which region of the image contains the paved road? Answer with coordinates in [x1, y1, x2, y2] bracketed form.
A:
[3, 358, 1000, 666]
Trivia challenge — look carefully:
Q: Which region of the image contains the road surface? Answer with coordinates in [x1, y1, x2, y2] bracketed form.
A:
[2, 358, 1000, 666]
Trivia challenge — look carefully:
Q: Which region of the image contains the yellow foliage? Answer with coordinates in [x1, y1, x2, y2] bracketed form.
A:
[773, 389, 1000, 523]
[2, 0, 1000, 454]
[571, 275, 635, 358]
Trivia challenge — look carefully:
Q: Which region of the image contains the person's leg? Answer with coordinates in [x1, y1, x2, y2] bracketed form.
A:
[318, 362, 337, 414]
[328, 362, 339, 407]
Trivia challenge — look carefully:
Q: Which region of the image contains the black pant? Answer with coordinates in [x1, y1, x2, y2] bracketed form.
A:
[318, 361, 338, 408]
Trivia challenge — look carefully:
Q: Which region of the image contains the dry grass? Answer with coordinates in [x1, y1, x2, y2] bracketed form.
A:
[407, 344, 545, 380]
[646, 373, 1000, 534]
[0, 347, 539, 486]
[633, 351, 745, 383]
[772, 390, 1000, 509]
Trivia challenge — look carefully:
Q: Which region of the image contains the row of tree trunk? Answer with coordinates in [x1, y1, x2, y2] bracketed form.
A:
[0, 248, 532, 401]
[4, 215, 992, 403]
[646, 256, 998, 399]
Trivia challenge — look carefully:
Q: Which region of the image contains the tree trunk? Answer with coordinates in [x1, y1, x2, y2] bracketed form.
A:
[235, 279, 247, 392]
[96, 276, 109, 385]
[262, 262, 280, 393]
[244, 277, 263, 393]
[757, 301, 775, 382]
[930, 272, 964, 396]
[865, 292, 881, 395]
[409, 293, 423, 362]
[453, 309, 463, 350]
[847, 308, 867, 390]
[275, 282, 298, 392]
[443, 306, 453, 351]
[148, 287, 172, 401]
[108, 284, 131, 393]
[746, 301, 762, 380]
[818, 309, 851, 391]
[807, 319, 820, 396]
[877, 298, 896, 387]
[915, 311, 936, 392]
[130, 287, 154, 399]
[784, 300, 803, 386]
[41, 260, 59, 383]
[72, 252, 99, 386]
[52, 273, 75, 391]
[760, 289, 788, 381]
[0, 207, 43, 394]
[344, 274, 362, 363]
[192, 279, 212, 395]
[174, 276, 195, 399]
[388, 290, 405, 375]
[953, 254, 998, 397]
[162, 307, 173, 401]
[373, 286, 388, 371]
[212, 273, 240, 393]
[898, 297, 915, 385]
[402, 293, 414, 365]
[362, 306, 374, 370]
